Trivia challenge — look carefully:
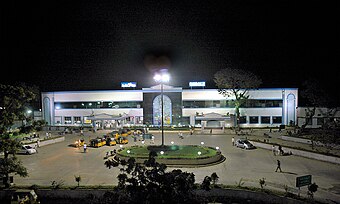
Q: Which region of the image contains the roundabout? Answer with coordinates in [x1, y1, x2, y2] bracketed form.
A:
[115, 145, 225, 167]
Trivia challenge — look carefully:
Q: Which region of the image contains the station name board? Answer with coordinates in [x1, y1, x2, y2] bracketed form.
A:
[189, 81, 206, 87]
[121, 82, 137, 88]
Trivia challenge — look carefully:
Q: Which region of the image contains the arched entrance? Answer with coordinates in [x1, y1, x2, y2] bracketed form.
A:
[286, 93, 296, 125]
[153, 95, 172, 126]
[43, 97, 51, 125]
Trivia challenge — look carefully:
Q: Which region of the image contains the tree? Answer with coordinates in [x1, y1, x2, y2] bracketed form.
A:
[0, 83, 39, 187]
[105, 151, 197, 203]
[300, 78, 329, 133]
[214, 68, 262, 129]
[201, 176, 212, 191]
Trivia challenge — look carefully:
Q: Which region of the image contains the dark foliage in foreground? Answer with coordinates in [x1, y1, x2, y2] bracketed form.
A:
[105, 151, 200, 204]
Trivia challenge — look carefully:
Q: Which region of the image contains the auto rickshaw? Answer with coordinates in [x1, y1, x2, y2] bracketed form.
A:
[74, 139, 85, 148]
[135, 128, 145, 135]
[115, 136, 128, 144]
[107, 130, 119, 138]
[90, 138, 106, 148]
[106, 137, 117, 146]
[120, 128, 132, 137]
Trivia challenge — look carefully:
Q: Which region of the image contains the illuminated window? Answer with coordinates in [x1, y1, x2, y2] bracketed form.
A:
[64, 117, 72, 124]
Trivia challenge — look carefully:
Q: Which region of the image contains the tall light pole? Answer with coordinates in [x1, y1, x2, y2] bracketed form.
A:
[154, 72, 170, 146]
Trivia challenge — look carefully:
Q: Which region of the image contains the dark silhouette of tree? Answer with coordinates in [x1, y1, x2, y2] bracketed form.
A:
[201, 176, 212, 191]
[0, 83, 39, 188]
[214, 68, 262, 130]
[300, 78, 329, 132]
[105, 151, 197, 203]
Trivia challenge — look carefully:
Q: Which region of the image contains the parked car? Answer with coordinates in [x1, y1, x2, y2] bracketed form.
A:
[235, 139, 255, 149]
[18, 145, 37, 155]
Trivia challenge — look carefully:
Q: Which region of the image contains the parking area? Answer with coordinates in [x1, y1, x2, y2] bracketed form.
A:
[13, 129, 340, 203]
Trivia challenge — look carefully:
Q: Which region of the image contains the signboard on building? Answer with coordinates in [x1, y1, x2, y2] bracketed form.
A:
[189, 81, 206, 87]
[121, 82, 137, 88]
[296, 175, 312, 187]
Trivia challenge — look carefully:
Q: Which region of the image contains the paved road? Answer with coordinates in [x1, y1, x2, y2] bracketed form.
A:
[14, 130, 340, 203]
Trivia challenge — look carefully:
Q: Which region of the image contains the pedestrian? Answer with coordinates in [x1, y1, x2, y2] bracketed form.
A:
[80, 129, 84, 136]
[232, 137, 235, 146]
[278, 145, 284, 155]
[83, 144, 87, 153]
[37, 139, 40, 148]
[272, 145, 276, 156]
[178, 131, 183, 139]
[151, 136, 155, 144]
[275, 160, 282, 172]
[133, 136, 137, 145]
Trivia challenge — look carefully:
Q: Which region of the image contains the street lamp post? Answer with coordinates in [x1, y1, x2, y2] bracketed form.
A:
[154, 72, 170, 146]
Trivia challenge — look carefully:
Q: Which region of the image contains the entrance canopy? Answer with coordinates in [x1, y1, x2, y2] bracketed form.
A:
[195, 112, 231, 121]
[86, 113, 129, 121]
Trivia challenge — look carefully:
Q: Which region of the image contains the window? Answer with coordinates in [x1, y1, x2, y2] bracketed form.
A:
[64, 117, 72, 124]
[249, 116, 259, 124]
[55, 101, 142, 109]
[74, 117, 82, 124]
[239, 116, 247, 124]
[272, 116, 282, 124]
[261, 116, 271, 124]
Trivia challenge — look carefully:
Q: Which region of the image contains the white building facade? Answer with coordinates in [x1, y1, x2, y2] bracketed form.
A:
[41, 86, 298, 129]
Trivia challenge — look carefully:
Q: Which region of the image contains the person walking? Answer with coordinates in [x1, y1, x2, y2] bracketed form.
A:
[275, 160, 282, 172]
[232, 137, 235, 146]
[272, 145, 276, 156]
[133, 136, 137, 145]
[83, 143, 87, 153]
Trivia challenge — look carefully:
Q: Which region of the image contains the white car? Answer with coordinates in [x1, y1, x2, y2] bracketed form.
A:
[19, 145, 37, 155]
[235, 139, 255, 149]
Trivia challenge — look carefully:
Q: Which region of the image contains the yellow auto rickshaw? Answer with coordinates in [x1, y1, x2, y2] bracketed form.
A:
[90, 138, 106, 148]
[74, 139, 85, 148]
[120, 128, 132, 137]
[115, 136, 128, 144]
[106, 137, 117, 146]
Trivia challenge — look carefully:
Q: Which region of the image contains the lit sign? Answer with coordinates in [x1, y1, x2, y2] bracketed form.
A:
[84, 119, 92, 124]
[189, 81, 206, 87]
[121, 82, 137, 88]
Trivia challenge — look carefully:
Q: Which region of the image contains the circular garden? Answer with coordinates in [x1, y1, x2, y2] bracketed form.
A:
[116, 145, 225, 167]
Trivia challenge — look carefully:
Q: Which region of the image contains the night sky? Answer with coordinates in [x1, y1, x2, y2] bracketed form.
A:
[3, 0, 340, 105]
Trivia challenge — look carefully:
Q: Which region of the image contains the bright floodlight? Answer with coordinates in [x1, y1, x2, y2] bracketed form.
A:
[160, 151, 164, 155]
[154, 73, 170, 83]
[161, 73, 170, 82]
[198, 151, 202, 155]
[153, 74, 161, 82]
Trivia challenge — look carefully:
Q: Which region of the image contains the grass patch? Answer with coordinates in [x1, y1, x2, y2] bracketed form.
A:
[118, 145, 218, 159]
